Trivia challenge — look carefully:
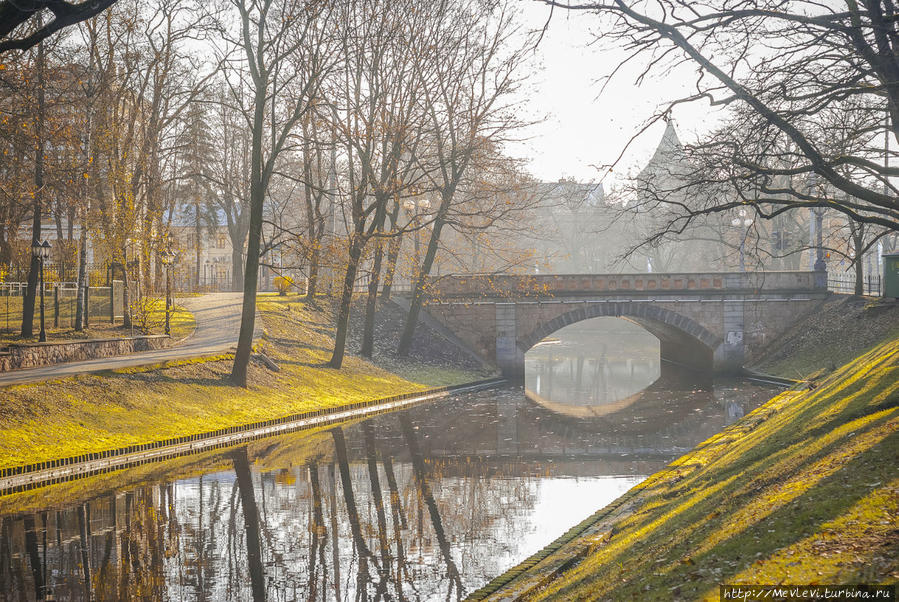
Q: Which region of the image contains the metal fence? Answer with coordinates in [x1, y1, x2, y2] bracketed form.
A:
[827, 273, 882, 296]
[0, 281, 125, 334]
[3, 263, 112, 287]
[350, 273, 413, 294]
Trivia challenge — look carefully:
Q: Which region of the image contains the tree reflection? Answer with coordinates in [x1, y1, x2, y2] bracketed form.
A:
[23, 514, 44, 600]
[232, 446, 267, 601]
[77, 503, 92, 601]
[362, 422, 392, 599]
[400, 413, 463, 600]
[0, 381, 770, 601]
[307, 460, 328, 601]
[330, 426, 379, 598]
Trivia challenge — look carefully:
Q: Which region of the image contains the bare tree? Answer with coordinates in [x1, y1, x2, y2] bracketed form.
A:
[218, 0, 333, 387]
[540, 1, 899, 242]
[397, 0, 533, 355]
[0, 0, 119, 53]
[325, 0, 430, 368]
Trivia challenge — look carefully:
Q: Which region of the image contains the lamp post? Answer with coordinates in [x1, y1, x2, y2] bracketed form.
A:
[805, 173, 827, 272]
[32, 239, 51, 342]
[731, 209, 753, 272]
[160, 248, 176, 336]
[813, 206, 827, 272]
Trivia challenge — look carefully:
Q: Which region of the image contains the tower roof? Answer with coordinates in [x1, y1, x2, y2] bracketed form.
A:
[638, 120, 687, 181]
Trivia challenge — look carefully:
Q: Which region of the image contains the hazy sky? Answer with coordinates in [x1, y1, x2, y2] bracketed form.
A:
[512, 5, 724, 186]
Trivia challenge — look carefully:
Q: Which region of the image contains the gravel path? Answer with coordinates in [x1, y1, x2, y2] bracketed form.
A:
[0, 293, 260, 386]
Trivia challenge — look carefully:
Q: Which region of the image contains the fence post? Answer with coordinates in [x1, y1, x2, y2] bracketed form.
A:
[109, 282, 115, 323]
[53, 285, 59, 329]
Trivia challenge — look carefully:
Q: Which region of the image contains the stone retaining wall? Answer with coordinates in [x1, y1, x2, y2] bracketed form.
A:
[0, 335, 172, 372]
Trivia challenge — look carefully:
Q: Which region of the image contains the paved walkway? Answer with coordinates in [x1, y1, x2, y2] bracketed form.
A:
[0, 293, 260, 386]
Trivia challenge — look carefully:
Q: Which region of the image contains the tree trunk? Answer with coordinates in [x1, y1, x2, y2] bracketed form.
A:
[328, 232, 364, 369]
[302, 120, 320, 302]
[0, 227, 10, 265]
[74, 219, 88, 331]
[397, 218, 445, 356]
[21, 37, 45, 339]
[230, 83, 267, 387]
[379, 202, 401, 303]
[305, 244, 319, 301]
[195, 202, 203, 290]
[230, 184, 263, 386]
[231, 245, 244, 292]
[360, 237, 384, 358]
[854, 255, 864, 295]
[850, 220, 865, 296]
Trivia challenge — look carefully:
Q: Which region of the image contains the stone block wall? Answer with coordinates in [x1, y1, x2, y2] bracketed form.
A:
[429, 270, 823, 299]
[0, 335, 173, 372]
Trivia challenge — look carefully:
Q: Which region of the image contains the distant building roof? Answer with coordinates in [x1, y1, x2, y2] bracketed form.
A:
[535, 180, 606, 211]
[637, 120, 689, 183]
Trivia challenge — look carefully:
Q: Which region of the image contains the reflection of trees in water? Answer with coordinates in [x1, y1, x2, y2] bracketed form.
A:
[232, 447, 265, 601]
[0, 400, 557, 601]
[0, 491, 177, 599]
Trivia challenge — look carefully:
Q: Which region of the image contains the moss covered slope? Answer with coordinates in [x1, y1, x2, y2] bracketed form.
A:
[481, 338, 899, 601]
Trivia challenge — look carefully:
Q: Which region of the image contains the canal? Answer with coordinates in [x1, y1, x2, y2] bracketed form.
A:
[0, 319, 778, 600]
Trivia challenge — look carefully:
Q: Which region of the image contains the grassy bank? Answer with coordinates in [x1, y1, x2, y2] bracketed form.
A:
[0, 294, 485, 469]
[750, 295, 899, 380]
[0, 297, 196, 345]
[478, 337, 899, 600]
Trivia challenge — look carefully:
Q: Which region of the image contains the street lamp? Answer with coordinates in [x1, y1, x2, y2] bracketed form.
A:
[160, 248, 177, 336]
[806, 173, 828, 273]
[731, 209, 753, 272]
[813, 205, 827, 273]
[31, 239, 51, 342]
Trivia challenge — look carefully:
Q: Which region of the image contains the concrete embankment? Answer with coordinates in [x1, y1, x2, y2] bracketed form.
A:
[471, 319, 898, 600]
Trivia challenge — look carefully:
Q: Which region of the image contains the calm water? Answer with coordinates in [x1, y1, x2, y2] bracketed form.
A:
[0, 322, 777, 601]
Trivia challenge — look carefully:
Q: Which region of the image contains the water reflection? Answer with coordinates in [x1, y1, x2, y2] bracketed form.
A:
[526, 316, 662, 408]
[0, 382, 775, 600]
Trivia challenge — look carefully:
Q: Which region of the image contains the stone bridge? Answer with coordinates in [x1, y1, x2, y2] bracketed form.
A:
[413, 271, 828, 379]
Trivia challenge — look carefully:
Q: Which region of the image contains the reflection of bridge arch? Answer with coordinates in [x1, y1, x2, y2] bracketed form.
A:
[519, 303, 721, 371]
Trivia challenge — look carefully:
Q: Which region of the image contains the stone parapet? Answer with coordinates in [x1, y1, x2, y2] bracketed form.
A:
[428, 271, 825, 299]
[0, 335, 172, 372]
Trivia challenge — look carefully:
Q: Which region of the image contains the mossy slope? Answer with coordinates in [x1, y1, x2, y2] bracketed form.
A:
[483, 338, 899, 601]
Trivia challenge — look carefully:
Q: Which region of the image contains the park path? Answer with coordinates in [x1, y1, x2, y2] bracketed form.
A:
[0, 293, 260, 387]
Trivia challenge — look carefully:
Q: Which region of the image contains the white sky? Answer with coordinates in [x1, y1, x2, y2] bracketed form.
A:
[510, 5, 725, 186]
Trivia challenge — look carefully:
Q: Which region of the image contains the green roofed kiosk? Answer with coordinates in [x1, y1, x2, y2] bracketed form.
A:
[884, 253, 899, 298]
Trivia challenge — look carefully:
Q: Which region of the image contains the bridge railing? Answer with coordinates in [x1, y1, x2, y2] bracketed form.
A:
[827, 273, 881, 296]
[426, 271, 826, 298]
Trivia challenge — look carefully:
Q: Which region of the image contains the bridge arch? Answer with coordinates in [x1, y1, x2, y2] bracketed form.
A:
[517, 302, 722, 371]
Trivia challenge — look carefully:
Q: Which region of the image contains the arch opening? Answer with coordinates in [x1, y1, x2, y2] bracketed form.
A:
[518, 303, 719, 373]
[524, 317, 662, 413]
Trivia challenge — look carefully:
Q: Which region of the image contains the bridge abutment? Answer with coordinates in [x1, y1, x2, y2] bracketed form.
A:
[495, 303, 526, 381]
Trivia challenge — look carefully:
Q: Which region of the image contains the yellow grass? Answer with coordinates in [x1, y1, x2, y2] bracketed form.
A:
[0, 294, 480, 469]
[483, 337, 899, 600]
[0, 295, 195, 344]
